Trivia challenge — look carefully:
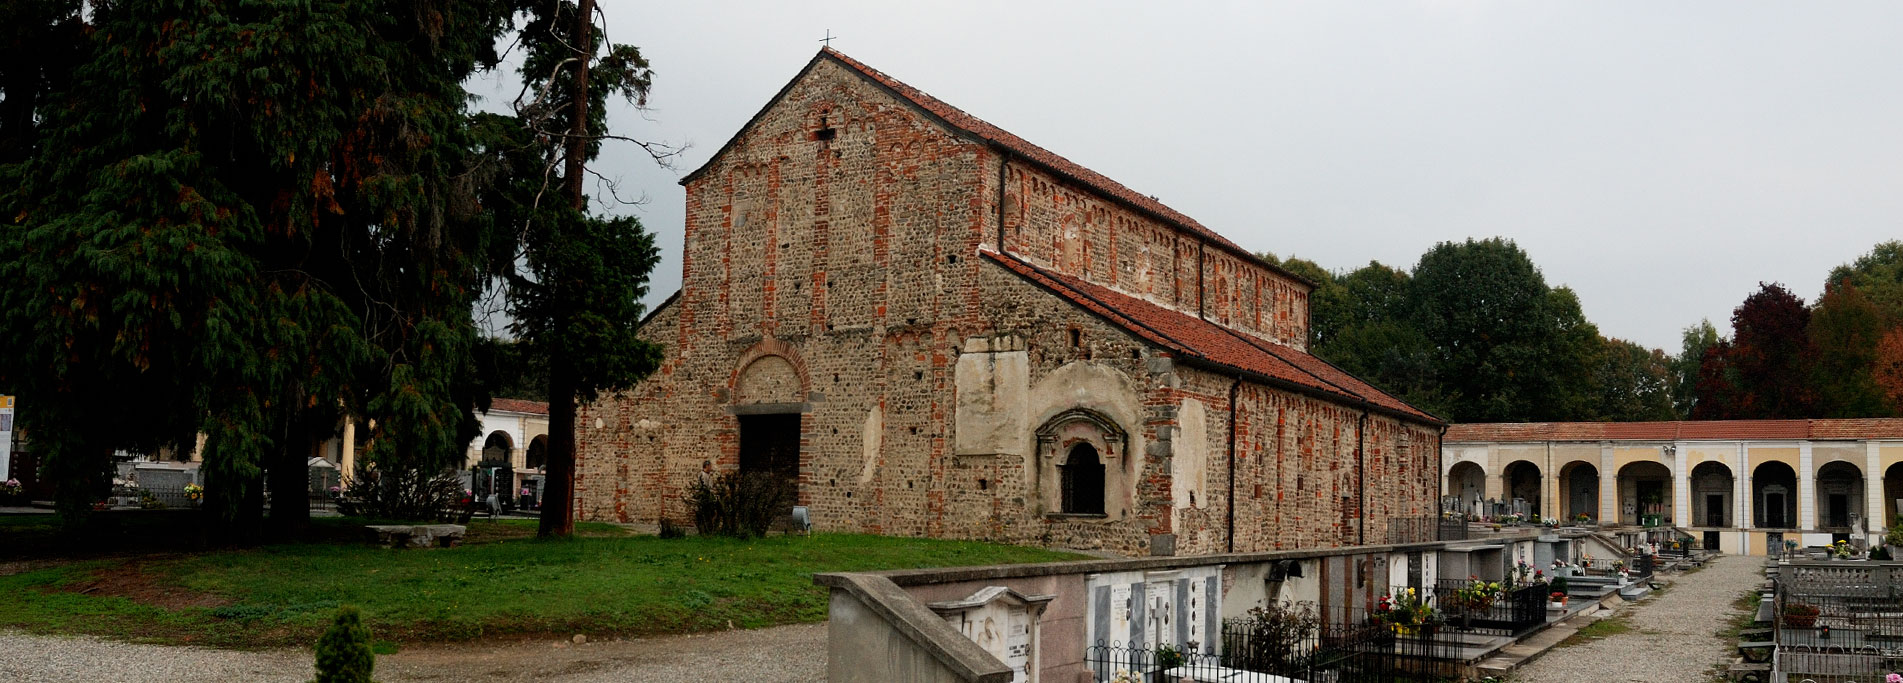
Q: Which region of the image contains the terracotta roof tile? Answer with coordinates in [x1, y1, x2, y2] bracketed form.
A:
[1810, 419, 1903, 440]
[817, 49, 1309, 287]
[1676, 420, 1810, 440]
[1446, 418, 1903, 443]
[487, 398, 549, 416]
[983, 250, 1439, 425]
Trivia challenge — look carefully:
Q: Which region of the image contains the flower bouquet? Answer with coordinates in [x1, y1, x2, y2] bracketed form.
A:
[1375, 588, 1435, 636]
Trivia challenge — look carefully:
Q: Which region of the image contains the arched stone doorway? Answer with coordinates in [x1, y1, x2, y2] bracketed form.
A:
[1617, 461, 1673, 526]
[1558, 461, 1599, 522]
[1446, 461, 1486, 516]
[733, 350, 808, 495]
[1503, 460, 1541, 516]
[1690, 461, 1734, 528]
[1815, 461, 1865, 531]
[1753, 461, 1798, 529]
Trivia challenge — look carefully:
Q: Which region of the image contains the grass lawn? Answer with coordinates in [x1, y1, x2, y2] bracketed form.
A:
[0, 514, 1085, 648]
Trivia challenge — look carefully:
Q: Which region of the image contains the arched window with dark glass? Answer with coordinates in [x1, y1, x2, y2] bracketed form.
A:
[1060, 443, 1105, 514]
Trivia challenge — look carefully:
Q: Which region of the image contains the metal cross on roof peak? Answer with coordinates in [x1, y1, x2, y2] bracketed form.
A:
[820, 29, 837, 47]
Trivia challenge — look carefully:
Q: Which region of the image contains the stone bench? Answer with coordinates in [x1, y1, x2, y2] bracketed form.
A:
[367, 524, 466, 549]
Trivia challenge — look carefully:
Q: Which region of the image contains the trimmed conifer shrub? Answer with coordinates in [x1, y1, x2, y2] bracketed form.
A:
[313, 606, 375, 683]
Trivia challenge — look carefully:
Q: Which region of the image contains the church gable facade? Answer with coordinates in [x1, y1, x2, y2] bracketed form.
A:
[575, 50, 1443, 556]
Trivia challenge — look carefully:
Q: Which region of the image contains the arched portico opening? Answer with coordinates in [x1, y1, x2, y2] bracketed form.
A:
[1885, 463, 1903, 529]
[475, 431, 515, 508]
[1446, 461, 1486, 516]
[526, 435, 548, 471]
[1816, 461, 1865, 531]
[1690, 461, 1734, 528]
[1753, 461, 1798, 529]
[481, 431, 513, 463]
[1503, 460, 1541, 516]
[1617, 461, 1674, 526]
[1558, 461, 1599, 522]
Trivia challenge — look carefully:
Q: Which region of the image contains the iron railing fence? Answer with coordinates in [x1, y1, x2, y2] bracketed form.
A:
[1772, 646, 1903, 683]
[1579, 556, 1653, 580]
[1421, 580, 1549, 637]
[1386, 516, 1469, 544]
[1086, 609, 1458, 683]
[1774, 589, 1903, 654]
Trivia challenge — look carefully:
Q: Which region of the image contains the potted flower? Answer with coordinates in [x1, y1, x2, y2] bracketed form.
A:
[0, 478, 22, 505]
[1782, 602, 1820, 629]
[1375, 588, 1435, 637]
[1574, 513, 1593, 525]
[1833, 540, 1853, 560]
[1549, 591, 1568, 609]
[182, 483, 204, 508]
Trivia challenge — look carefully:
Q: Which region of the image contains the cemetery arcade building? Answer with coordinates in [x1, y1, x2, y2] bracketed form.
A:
[574, 49, 1445, 556]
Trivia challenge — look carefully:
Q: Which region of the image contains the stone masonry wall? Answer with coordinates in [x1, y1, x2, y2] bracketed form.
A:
[574, 52, 1437, 556]
[576, 57, 990, 529]
[1001, 161, 1310, 351]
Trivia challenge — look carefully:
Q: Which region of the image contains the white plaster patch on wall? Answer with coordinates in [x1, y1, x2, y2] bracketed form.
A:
[953, 335, 1029, 456]
[1173, 398, 1208, 510]
[860, 404, 882, 485]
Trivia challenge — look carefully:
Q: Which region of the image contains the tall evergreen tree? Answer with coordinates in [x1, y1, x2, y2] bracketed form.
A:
[0, 1, 511, 532]
[478, 1, 667, 537]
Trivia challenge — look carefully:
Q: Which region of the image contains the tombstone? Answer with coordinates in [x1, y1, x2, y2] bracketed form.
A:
[928, 586, 1054, 683]
[1085, 567, 1222, 657]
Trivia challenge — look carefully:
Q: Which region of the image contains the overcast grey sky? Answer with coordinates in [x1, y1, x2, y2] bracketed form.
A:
[478, 2, 1903, 352]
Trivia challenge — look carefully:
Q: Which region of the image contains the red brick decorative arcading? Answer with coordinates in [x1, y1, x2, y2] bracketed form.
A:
[729, 336, 811, 400]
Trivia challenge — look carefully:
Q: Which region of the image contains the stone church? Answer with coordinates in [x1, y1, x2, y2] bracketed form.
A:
[575, 49, 1444, 556]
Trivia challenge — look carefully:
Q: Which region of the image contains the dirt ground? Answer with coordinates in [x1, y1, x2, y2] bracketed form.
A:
[0, 623, 829, 683]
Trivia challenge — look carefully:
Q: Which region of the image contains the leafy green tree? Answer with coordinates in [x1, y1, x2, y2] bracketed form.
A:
[1672, 320, 1721, 418]
[1827, 241, 1903, 322]
[478, 0, 668, 537]
[1809, 281, 1892, 417]
[1304, 261, 1448, 417]
[1590, 338, 1677, 422]
[1409, 238, 1599, 422]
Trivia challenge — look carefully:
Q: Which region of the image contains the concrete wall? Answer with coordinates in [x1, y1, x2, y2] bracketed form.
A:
[829, 590, 992, 683]
[822, 531, 1560, 682]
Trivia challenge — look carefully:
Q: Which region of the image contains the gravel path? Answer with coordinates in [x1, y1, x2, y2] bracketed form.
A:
[0, 622, 827, 683]
[1511, 554, 1760, 683]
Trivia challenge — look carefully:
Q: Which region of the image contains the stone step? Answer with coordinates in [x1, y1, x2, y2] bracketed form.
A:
[1471, 620, 1585, 675]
